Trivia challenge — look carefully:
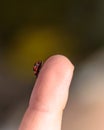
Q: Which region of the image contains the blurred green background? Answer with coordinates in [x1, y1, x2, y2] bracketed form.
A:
[0, 0, 104, 130]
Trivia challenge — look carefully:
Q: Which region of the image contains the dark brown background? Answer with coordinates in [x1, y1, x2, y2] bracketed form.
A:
[0, 0, 104, 129]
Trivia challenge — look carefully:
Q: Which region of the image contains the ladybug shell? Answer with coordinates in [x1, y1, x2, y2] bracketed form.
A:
[33, 61, 42, 76]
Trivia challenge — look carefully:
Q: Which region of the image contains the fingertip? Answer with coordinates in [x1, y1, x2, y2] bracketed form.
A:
[30, 54, 74, 112]
[44, 54, 74, 72]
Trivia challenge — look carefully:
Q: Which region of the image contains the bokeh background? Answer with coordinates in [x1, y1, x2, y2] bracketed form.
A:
[0, 0, 104, 130]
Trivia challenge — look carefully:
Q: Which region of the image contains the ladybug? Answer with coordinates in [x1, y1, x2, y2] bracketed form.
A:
[33, 61, 43, 77]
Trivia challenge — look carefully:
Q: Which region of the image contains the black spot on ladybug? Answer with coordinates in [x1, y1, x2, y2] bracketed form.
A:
[33, 61, 43, 77]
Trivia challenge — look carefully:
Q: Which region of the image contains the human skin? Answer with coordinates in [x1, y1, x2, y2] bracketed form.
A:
[19, 55, 74, 130]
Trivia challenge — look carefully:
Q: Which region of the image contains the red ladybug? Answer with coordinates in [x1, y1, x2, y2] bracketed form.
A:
[33, 61, 43, 77]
